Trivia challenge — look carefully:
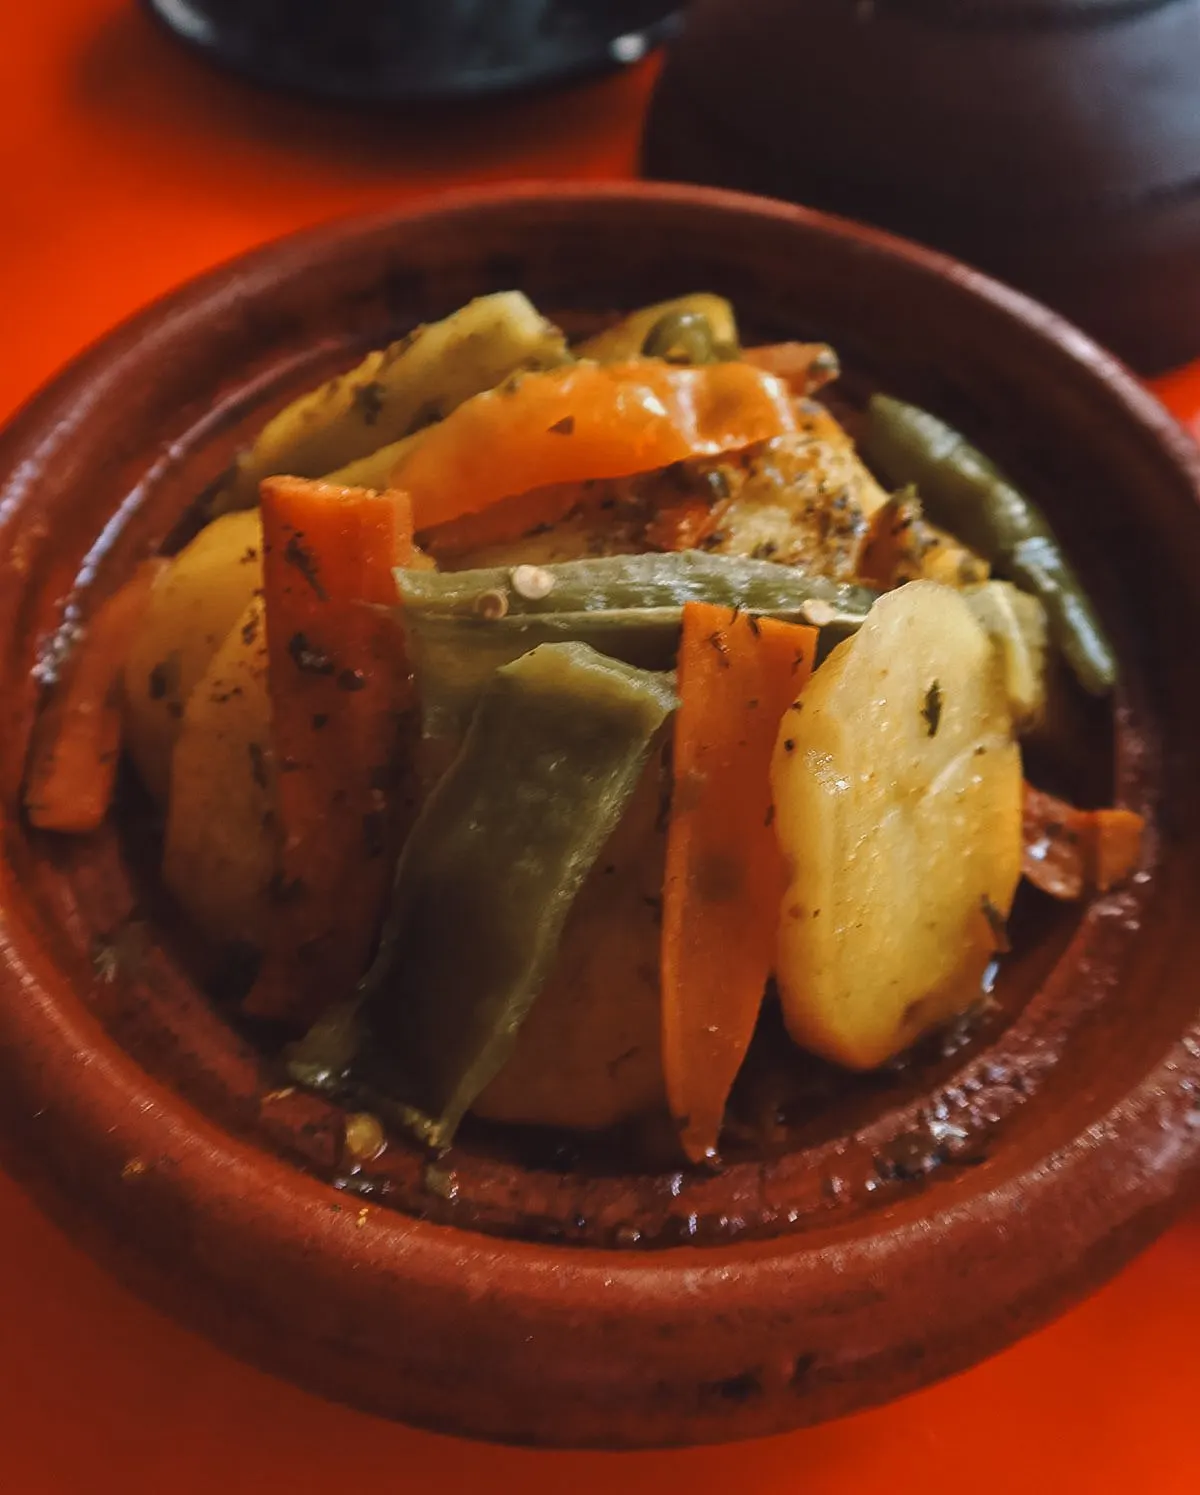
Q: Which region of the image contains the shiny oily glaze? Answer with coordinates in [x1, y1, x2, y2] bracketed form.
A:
[0, 187, 1196, 1447]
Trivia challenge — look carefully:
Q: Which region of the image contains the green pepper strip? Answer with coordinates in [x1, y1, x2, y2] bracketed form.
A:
[861, 395, 1116, 696]
[405, 609, 681, 744]
[396, 552, 877, 740]
[396, 549, 877, 619]
[641, 311, 739, 365]
[355, 642, 678, 1149]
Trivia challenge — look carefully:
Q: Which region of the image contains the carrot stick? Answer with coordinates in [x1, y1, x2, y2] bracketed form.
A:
[1022, 783, 1145, 900]
[390, 359, 797, 531]
[247, 477, 416, 1024]
[419, 482, 587, 559]
[741, 342, 841, 396]
[24, 559, 166, 833]
[1091, 808, 1146, 891]
[662, 603, 818, 1163]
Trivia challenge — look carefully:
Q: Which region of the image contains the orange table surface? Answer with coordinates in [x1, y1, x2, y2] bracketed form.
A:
[3, 5, 1200, 1491]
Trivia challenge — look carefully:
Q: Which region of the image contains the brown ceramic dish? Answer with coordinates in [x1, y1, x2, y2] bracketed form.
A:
[1, 183, 1199, 1449]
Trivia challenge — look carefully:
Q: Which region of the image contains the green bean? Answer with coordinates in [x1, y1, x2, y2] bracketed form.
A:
[354, 643, 677, 1148]
[574, 294, 739, 363]
[862, 395, 1116, 696]
[406, 609, 683, 743]
[395, 549, 877, 620]
[397, 552, 877, 741]
[641, 311, 737, 365]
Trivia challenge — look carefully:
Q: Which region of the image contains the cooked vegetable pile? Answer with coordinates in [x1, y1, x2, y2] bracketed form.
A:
[24, 292, 1145, 1164]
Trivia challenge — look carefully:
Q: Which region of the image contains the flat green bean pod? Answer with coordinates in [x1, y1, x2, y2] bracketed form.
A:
[355, 642, 678, 1148]
[397, 551, 877, 740]
[396, 549, 877, 620]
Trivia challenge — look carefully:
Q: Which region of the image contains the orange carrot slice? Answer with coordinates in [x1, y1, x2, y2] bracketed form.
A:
[742, 342, 840, 396]
[662, 602, 818, 1162]
[418, 482, 588, 559]
[390, 359, 797, 531]
[247, 477, 416, 1023]
[1022, 783, 1145, 900]
[24, 559, 166, 833]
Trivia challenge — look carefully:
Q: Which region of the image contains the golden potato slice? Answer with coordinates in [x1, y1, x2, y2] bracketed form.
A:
[962, 581, 1049, 732]
[122, 509, 263, 804]
[771, 581, 1022, 1070]
[163, 596, 277, 947]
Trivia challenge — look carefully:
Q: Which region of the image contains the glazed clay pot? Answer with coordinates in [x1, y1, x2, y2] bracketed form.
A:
[1, 184, 1199, 1447]
[142, 0, 682, 100]
[643, 0, 1200, 373]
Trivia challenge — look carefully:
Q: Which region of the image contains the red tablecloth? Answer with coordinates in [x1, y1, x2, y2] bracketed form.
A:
[3, 5, 1199, 1490]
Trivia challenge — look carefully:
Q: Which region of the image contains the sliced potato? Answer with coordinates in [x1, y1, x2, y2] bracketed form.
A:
[473, 747, 667, 1131]
[222, 292, 569, 506]
[163, 596, 277, 947]
[324, 428, 423, 491]
[122, 509, 263, 804]
[771, 581, 1022, 1070]
[962, 581, 1049, 731]
[575, 294, 738, 362]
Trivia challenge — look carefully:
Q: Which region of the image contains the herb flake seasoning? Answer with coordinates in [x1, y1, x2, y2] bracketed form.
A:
[352, 380, 387, 426]
[284, 532, 327, 600]
[921, 679, 943, 737]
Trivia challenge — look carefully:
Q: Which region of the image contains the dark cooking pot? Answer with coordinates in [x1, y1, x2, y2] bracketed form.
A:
[644, 0, 1200, 373]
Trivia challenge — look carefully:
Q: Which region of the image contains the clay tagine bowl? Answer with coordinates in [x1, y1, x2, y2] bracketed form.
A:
[0, 183, 1199, 1448]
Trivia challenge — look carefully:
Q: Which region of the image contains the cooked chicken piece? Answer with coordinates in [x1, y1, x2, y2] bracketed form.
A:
[676, 413, 885, 579]
[426, 402, 886, 573]
[422, 399, 987, 589]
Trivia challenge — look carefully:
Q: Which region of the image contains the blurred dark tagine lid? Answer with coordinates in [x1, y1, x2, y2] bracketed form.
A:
[143, 0, 683, 103]
[643, 0, 1200, 373]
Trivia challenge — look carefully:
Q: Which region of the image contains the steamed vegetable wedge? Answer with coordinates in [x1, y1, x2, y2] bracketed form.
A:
[358, 642, 677, 1147]
[163, 595, 277, 946]
[122, 508, 263, 804]
[771, 581, 1022, 1069]
[663, 604, 817, 1162]
[26, 560, 165, 833]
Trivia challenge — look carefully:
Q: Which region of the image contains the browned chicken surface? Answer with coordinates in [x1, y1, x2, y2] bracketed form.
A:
[426, 401, 987, 592]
